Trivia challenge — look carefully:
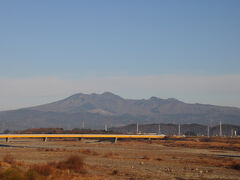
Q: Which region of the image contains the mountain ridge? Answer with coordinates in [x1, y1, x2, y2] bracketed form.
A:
[0, 92, 240, 131]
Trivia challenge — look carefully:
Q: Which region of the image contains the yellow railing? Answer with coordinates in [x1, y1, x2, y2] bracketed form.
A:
[0, 134, 165, 139]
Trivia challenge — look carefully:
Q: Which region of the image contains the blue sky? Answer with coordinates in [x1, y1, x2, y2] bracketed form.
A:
[0, 1, 240, 110]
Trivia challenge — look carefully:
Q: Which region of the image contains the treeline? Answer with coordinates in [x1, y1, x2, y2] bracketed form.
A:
[2, 123, 240, 136]
[11, 128, 116, 134]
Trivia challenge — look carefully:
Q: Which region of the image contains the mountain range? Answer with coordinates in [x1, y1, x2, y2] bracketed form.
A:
[0, 92, 240, 131]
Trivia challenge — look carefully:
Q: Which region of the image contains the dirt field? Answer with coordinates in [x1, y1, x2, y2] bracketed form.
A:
[0, 137, 240, 180]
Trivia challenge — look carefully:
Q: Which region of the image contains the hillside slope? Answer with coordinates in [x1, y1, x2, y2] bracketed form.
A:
[0, 92, 240, 131]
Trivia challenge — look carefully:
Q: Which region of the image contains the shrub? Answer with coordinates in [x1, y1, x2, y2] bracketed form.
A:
[155, 158, 162, 161]
[141, 155, 150, 160]
[30, 164, 53, 176]
[54, 155, 87, 174]
[0, 167, 24, 180]
[199, 138, 211, 142]
[229, 161, 240, 170]
[24, 169, 44, 180]
[0, 165, 47, 180]
[79, 149, 99, 156]
[80, 149, 91, 155]
[111, 169, 119, 175]
[3, 154, 15, 165]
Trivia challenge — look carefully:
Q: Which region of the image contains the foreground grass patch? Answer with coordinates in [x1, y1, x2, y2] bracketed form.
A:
[0, 155, 87, 180]
[50, 155, 87, 174]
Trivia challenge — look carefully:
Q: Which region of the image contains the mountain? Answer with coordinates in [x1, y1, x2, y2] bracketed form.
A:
[0, 92, 240, 131]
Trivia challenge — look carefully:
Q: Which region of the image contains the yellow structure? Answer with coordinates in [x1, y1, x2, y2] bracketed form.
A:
[0, 134, 165, 142]
[0, 134, 165, 139]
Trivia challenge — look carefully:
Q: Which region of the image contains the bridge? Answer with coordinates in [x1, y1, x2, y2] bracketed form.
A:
[0, 134, 166, 143]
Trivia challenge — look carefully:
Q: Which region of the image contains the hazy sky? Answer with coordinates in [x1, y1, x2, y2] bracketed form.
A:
[0, 0, 240, 110]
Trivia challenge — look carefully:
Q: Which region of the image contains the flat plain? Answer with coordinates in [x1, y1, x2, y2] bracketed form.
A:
[0, 137, 240, 180]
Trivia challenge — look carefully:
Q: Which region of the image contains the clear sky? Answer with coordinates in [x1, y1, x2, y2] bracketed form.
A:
[0, 0, 240, 110]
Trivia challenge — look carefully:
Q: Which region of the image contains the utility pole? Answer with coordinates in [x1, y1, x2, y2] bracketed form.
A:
[207, 125, 210, 137]
[158, 124, 161, 134]
[178, 123, 181, 136]
[136, 123, 139, 134]
[219, 121, 222, 137]
[82, 121, 85, 129]
[105, 124, 108, 131]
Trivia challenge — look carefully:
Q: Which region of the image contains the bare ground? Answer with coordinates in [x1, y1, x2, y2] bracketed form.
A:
[0, 137, 240, 180]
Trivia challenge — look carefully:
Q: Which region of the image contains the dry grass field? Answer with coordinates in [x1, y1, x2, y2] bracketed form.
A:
[0, 137, 240, 180]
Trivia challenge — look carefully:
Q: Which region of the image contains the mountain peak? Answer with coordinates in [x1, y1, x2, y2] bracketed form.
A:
[101, 92, 123, 99]
[102, 91, 116, 96]
[149, 96, 162, 101]
[166, 98, 179, 102]
[66, 93, 87, 100]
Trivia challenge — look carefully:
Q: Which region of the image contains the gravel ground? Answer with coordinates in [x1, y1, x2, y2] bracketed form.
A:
[0, 138, 240, 179]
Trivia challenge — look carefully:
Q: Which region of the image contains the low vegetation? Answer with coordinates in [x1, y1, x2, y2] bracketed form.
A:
[51, 155, 87, 174]
[141, 155, 150, 160]
[0, 137, 240, 179]
[0, 155, 87, 180]
[78, 148, 99, 156]
[181, 156, 240, 171]
[3, 154, 16, 165]
[30, 164, 54, 176]
[103, 152, 121, 159]
[161, 136, 240, 151]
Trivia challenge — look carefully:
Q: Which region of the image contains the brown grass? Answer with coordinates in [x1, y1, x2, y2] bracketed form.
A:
[141, 155, 150, 160]
[45, 148, 55, 152]
[38, 148, 67, 152]
[103, 152, 120, 159]
[30, 164, 54, 176]
[183, 156, 240, 171]
[0, 167, 25, 180]
[172, 156, 177, 159]
[111, 169, 119, 175]
[155, 158, 163, 161]
[229, 161, 240, 170]
[3, 154, 15, 165]
[79, 148, 99, 156]
[80, 149, 91, 154]
[24, 169, 45, 180]
[0, 154, 90, 179]
[0, 167, 45, 180]
[52, 155, 87, 174]
[160, 137, 240, 151]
